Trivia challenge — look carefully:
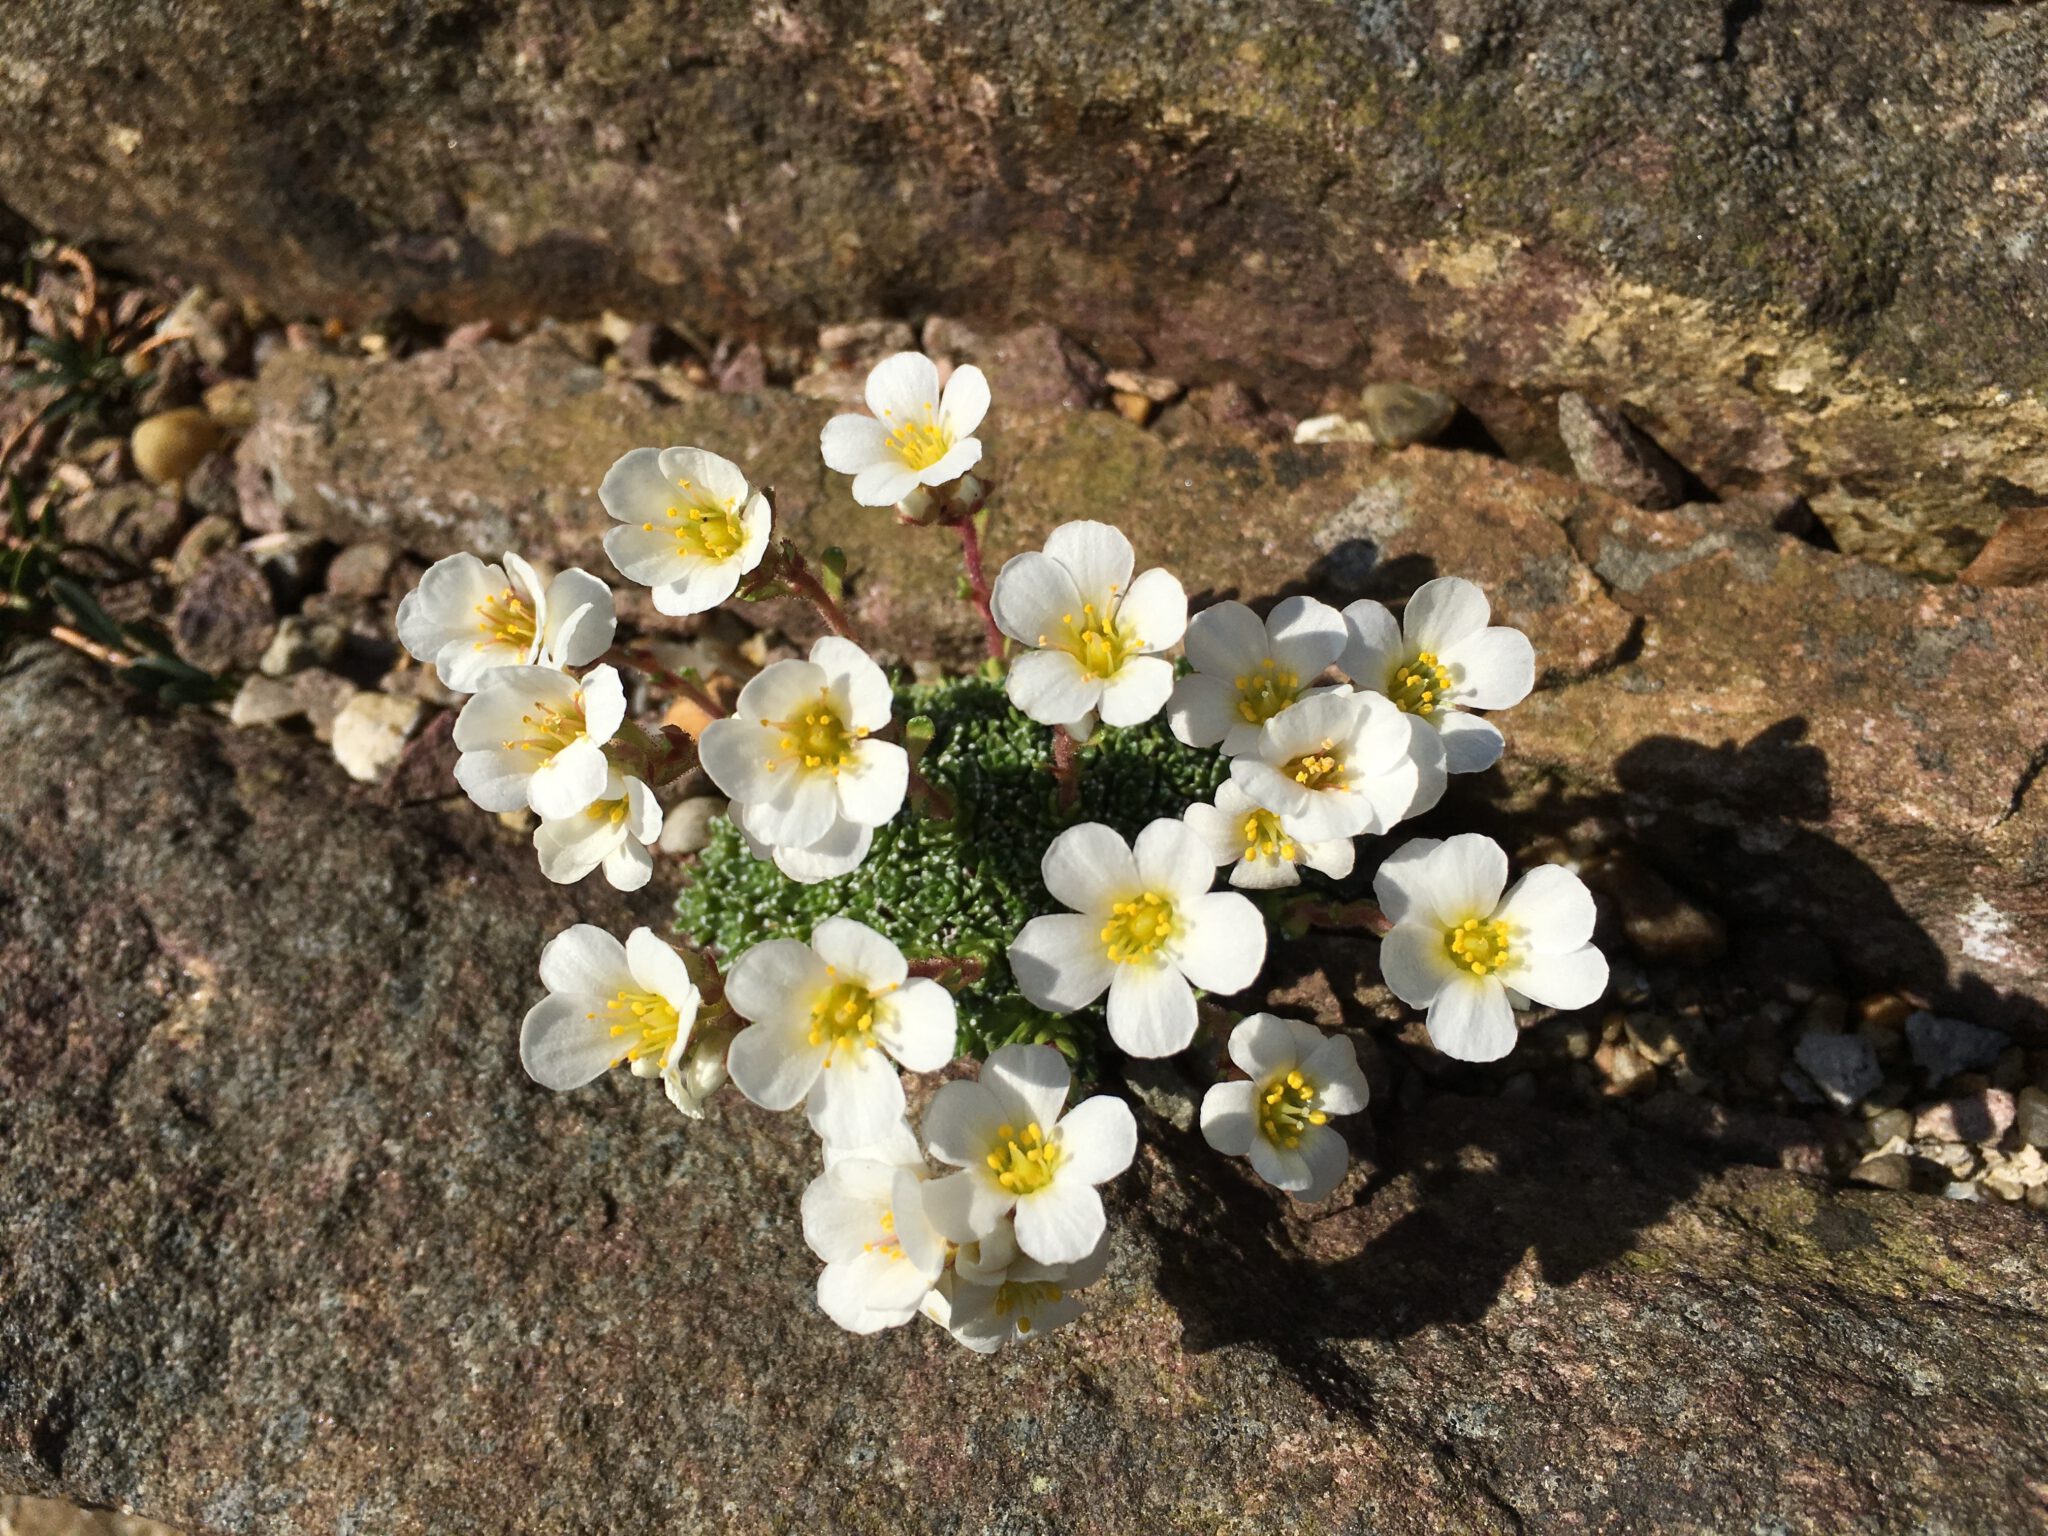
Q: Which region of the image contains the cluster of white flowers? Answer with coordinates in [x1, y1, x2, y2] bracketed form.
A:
[395, 348, 1609, 1354]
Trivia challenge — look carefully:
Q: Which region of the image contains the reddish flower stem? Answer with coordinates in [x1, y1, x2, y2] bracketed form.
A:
[783, 560, 861, 643]
[907, 955, 987, 987]
[602, 645, 726, 720]
[1051, 724, 1082, 810]
[953, 517, 1006, 662]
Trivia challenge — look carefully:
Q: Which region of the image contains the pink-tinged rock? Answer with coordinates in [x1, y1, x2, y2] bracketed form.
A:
[1915, 1090, 2019, 1146]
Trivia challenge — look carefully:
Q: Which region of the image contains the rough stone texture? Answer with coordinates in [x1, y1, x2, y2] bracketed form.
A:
[4, 648, 2047, 1534]
[4, 1, 2046, 570]
[241, 341, 2048, 1022]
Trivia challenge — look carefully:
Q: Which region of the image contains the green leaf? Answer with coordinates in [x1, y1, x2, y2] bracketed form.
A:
[47, 576, 129, 649]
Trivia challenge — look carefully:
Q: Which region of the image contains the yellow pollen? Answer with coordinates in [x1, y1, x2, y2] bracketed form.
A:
[1389, 650, 1455, 717]
[1050, 601, 1137, 681]
[502, 695, 588, 755]
[862, 1207, 902, 1258]
[1446, 916, 1515, 977]
[1233, 658, 1301, 725]
[1283, 740, 1344, 790]
[472, 587, 536, 652]
[1257, 1067, 1324, 1150]
[992, 1279, 1065, 1333]
[1239, 808, 1298, 865]
[660, 492, 746, 561]
[984, 1121, 1063, 1196]
[1099, 890, 1178, 965]
[881, 406, 954, 471]
[807, 978, 881, 1063]
[586, 794, 631, 826]
[767, 690, 859, 776]
[593, 987, 683, 1069]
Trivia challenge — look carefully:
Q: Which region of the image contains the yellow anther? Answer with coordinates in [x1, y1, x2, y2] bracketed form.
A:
[662, 499, 745, 561]
[1256, 1066, 1325, 1148]
[1389, 650, 1456, 717]
[473, 587, 537, 652]
[1234, 657, 1302, 726]
[603, 987, 683, 1069]
[985, 1122, 1062, 1196]
[1099, 890, 1178, 965]
[1284, 743, 1344, 790]
[1445, 916, 1514, 977]
[768, 689, 856, 775]
[807, 979, 882, 1053]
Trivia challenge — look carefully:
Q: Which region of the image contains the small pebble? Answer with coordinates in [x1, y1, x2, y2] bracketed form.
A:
[331, 693, 421, 782]
[167, 514, 240, 585]
[1866, 1107, 1914, 1147]
[292, 669, 360, 742]
[172, 550, 278, 673]
[1556, 391, 1687, 510]
[2016, 1086, 2048, 1149]
[131, 407, 222, 488]
[1360, 381, 1457, 448]
[1110, 390, 1156, 426]
[1292, 413, 1375, 446]
[228, 674, 305, 728]
[659, 796, 728, 855]
[1793, 1030, 1882, 1111]
[325, 542, 399, 599]
[1849, 1154, 1912, 1191]
[1912, 1089, 2017, 1145]
[1905, 1010, 2008, 1085]
[259, 615, 345, 677]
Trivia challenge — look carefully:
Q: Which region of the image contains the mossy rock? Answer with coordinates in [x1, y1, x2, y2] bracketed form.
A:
[673, 676, 1232, 1069]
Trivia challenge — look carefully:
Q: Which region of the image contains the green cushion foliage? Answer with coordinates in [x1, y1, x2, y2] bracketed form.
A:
[674, 676, 1230, 1069]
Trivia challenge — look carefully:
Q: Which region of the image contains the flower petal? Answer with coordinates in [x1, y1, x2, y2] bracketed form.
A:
[1338, 598, 1403, 691]
[989, 551, 1085, 646]
[537, 923, 630, 994]
[541, 568, 617, 667]
[922, 1080, 1005, 1170]
[1174, 890, 1266, 995]
[864, 351, 942, 423]
[821, 413, 892, 474]
[1401, 576, 1491, 653]
[1183, 600, 1269, 679]
[939, 363, 991, 438]
[806, 1047, 907, 1145]
[1247, 1134, 1310, 1193]
[1043, 521, 1134, 604]
[726, 1016, 826, 1110]
[1502, 944, 1609, 1011]
[657, 447, 750, 507]
[1013, 1180, 1105, 1266]
[1134, 816, 1217, 901]
[1496, 864, 1599, 951]
[1115, 567, 1188, 652]
[982, 1042, 1072, 1133]
[1053, 1094, 1137, 1185]
[1305, 1033, 1369, 1115]
[810, 916, 909, 989]
[1265, 595, 1348, 677]
[1227, 1012, 1300, 1078]
[1040, 821, 1139, 915]
[1199, 1080, 1258, 1156]
[1105, 962, 1198, 1057]
[1382, 833, 1506, 927]
[1096, 654, 1174, 728]
[875, 978, 958, 1072]
[1377, 923, 1459, 1008]
[519, 994, 626, 1090]
[1005, 647, 1103, 727]
[1167, 673, 1244, 750]
[1425, 974, 1520, 1062]
[726, 938, 830, 1026]
[773, 817, 874, 884]
[916, 436, 982, 488]
[1440, 625, 1535, 711]
[851, 461, 923, 508]
[1295, 1123, 1350, 1202]
[528, 737, 609, 819]
[1009, 915, 1115, 1013]
[834, 739, 909, 826]
[598, 446, 671, 525]
[811, 635, 894, 730]
[649, 558, 747, 617]
[1437, 712, 1506, 774]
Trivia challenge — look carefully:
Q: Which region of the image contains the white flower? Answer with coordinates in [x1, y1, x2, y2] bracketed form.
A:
[801, 1123, 947, 1334]
[1199, 1014, 1369, 1202]
[989, 521, 1188, 730]
[724, 918, 958, 1145]
[1182, 779, 1356, 892]
[1341, 577, 1535, 774]
[1009, 819, 1266, 1058]
[396, 550, 616, 693]
[698, 637, 907, 876]
[1230, 691, 1444, 841]
[664, 1022, 734, 1119]
[599, 446, 773, 616]
[728, 801, 874, 886]
[533, 768, 662, 891]
[922, 1043, 1136, 1264]
[1167, 595, 1348, 755]
[452, 663, 626, 818]
[923, 1215, 1111, 1352]
[519, 925, 703, 1095]
[1374, 834, 1609, 1062]
[820, 351, 991, 507]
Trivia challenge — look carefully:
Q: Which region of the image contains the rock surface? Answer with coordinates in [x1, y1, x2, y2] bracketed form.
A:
[5, 2, 2046, 569]
[240, 340, 2048, 1021]
[3, 648, 2047, 1534]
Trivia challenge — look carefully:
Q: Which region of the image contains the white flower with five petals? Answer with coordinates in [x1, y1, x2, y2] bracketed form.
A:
[1008, 819, 1265, 1059]
[532, 768, 663, 891]
[698, 636, 907, 880]
[599, 446, 773, 616]
[1182, 779, 1356, 891]
[396, 550, 615, 693]
[1230, 691, 1443, 841]
[452, 663, 626, 819]
[724, 918, 958, 1145]
[922, 1043, 1136, 1265]
[519, 925, 704, 1096]
[820, 351, 991, 507]
[922, 1215, 1111, 1352]
[1199, 1014, 1369, 1202]
[801, 1121, 947, 1334]
[1341, 577, 1534, 774]
[1167, 595, 1348, 756]
[990, 521, 1189, 731]
[1374, 834, 1608, 1062]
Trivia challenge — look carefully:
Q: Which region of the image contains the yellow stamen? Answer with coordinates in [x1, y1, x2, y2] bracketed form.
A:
[767, 689, 859, 777]
[1389, 650, 1455, 718]
[807, 978, 881, 1064]
[1446, 915, 1515, 977]
[1099, 891, 1178, 965]
[472, 586, 536, 652]
[1239, 807, 1298, 865]
[597, 987, 683, 1069]
[1234, 658, 1301, 725]
[1257, 1067, 1323, 1150]
[984, 1121, 1063, 1196]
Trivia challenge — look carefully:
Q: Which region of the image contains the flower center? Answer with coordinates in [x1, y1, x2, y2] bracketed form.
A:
[985, 1121, 1063, 1196]
[878, 398, 955, 472]
[1039, 601, 1135, 681]
[1240, 808, 1298, 865]
[1100, 891, 1178, 965]
[1389, 650, 1454, 717]
[771, 690, 864, 774]
[507, 694, 588, 755]
[642, 493, 745, 562]
[473, 587, 536, 653]
[1446, 916, 1515, 977]
[1282, 741, 1345, 790]
[1257, 1069, 1329, 1149]
[863, 1207, 903, 1259]
[993, 1278, 1065, 1334]
[600, 988, 683, 1068]
[586, 793, 631, 827]
[1234, 660, 1301, 725]
[807, 977, 881, 1058]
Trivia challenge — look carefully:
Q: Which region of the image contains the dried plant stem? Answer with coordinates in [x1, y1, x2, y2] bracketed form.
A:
[1051, 724, 1082, 809]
